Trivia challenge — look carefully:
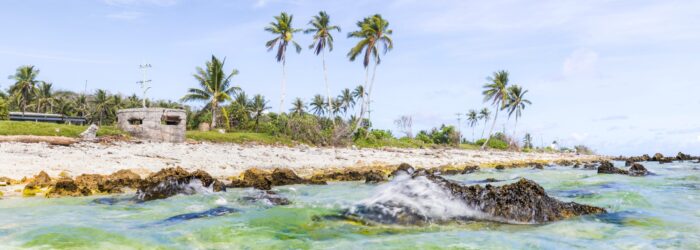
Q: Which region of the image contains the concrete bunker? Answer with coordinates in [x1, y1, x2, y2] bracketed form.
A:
[116, 108, 186, 143]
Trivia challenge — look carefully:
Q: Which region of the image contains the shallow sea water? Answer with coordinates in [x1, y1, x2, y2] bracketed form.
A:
[1, 161, 699, 249]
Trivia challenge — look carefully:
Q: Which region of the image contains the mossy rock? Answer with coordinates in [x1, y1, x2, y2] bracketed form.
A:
[23, 186, 42, 197]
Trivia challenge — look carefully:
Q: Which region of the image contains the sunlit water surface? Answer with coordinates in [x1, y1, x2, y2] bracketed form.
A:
[1, 161, 699, 249]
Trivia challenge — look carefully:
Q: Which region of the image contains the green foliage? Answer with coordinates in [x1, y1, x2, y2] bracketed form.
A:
[0, 98, 8, 120]
[286, 114, 326, 145]
[475, 137, 508, 150]
[415, 131, 432, 144]
[574, 145, 595, 155]
[185, 131, 294, 146]
[0, 121, 125, 137]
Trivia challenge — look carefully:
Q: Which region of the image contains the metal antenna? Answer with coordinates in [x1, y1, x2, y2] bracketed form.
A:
[455, 113, 462, 141]
[137, 63, 152, 108]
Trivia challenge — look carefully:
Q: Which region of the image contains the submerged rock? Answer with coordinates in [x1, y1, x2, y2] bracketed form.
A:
[344, 172, 606, 225]
[270, 168, 306, 186]
[136, 167, 225, 201]
[676, 152, 694, 161]
[389, 163, 415, 178]
[240, 190, 291, 206]
[160, 206, 238, 224]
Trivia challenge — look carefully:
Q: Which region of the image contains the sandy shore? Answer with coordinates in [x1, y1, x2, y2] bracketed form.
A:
[0, 141, 604, 180]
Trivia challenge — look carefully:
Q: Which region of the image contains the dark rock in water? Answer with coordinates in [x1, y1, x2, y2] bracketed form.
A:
[642, 154, 651, 161]
[573, 163, 581, 168]
[46, 178, 91, 198]
[136, 167, 226, 201]
[532, 163, 544, 170]
[104, 169, 142, 193]
[161, 206, 238, 224]
[676, 152, 693, 161]
[91, 197, 122, 205]
[553, 189, 598, 199]
[583, 163, 597, 170]
[345, 172, 606, 225]
[628, 163, 651, 176]
[270, 168, 305, 186]
[240, 190, 290, 206]
[494, 165, 506, 170]
[625, 160, 634, 167]
[652, 153, 664, 161]
[597, 161, 629, 175]
[242, 168, 272, 190]
[464, 178, 501, 184]
[390, 163, 415, 178]
[365, 170, 387, 184]
[463, 165, 480, 174]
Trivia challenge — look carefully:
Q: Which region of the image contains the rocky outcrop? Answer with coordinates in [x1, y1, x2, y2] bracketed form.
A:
[345, 172, 606, 225]
[389, 163, 415, 177]
[597, 161, 651, 176]
[136, 167, 225, 201]
[79, 124, 98, 141]
[46, 178, 90, 198]
[270, 168, 306, 186]
[628, 163, 650, 176]
[676, 152, 695, 161]
[22, 171, 53, 196]
[364, 170, 387, 184]
[597, 161, 629, 175]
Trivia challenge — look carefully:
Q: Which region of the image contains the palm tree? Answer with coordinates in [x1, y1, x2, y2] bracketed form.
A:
[338, 88, 355, 117]
[33, 81, 55, 113]
[523, 133, 533, 149]
[352, 85, 365, 109]
[347, 14, 393, 129]
[467, 109, 478, 142]
[481, 70, 510, 149]
[305, 11, 341, 120]
[290, 97, 306, 116]
[250, 94, 270, 131]
[310, 94, 326, 116]
[265, 12, 302, 114]
[478, 108, 491, 139]
[181, 55, 241, 128]
[8, 65, 41, 113]
[505, 84, 531, 141]
[91, 89, 112, 125]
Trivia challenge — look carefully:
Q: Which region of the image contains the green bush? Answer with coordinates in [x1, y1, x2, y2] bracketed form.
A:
[0, 98, 8, 120]
[415, 131, 432, 144]
[474, 137, 508, 150]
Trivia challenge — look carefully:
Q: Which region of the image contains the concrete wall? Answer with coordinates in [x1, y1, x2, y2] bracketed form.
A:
[116, 108, 186, 143]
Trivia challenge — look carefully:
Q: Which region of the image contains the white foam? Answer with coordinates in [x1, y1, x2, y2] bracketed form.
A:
[215, 197, 227, 205]
[350, 173, 485, 222]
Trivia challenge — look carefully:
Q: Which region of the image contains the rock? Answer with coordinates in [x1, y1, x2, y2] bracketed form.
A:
[494, 165, 506, 170]
[242, 168, 273, 190]
[573, 163, 581, 168]
[652, 153, 664, 161]
[136, 167, 225, 201]
[241, 190, 290, 206]
[556, 160, 573, 166]
[676, 152, 693, 161]
[583, 164, 597, 170]
[641, 154, 651, 161]
[532, 163, 544, 169]
[306, 175, 328, 185]
[365, 170, 387, 184]
[26, 171, 52, 189]
[74, 174, 105, 194]
[463, 165, 479, 174]
[270, 168, 305, 186]
[597, 161, 629, 175]
[79, 124, 99, 141]
[625, 160, 634, 167]
[104, 169, 142, 193]
[46, 178, 90, 198]
[628, 163, 650, 176]
[345, 172, 606, 225]
[389, 163, 415, 177]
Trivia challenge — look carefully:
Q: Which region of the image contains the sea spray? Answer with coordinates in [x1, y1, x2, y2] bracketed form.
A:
[347, 173, 487, 224]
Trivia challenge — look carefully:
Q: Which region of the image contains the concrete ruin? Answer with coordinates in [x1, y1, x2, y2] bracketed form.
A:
[116, 108, 186, 143]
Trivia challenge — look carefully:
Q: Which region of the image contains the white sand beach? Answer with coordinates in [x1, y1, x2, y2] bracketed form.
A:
[0, 141, 603, 180]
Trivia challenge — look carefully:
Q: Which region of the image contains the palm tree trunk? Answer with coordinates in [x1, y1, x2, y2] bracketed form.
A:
[211, 101, 217, 129]
[472, 127, 475, 143]
[280, 59, 287, 114]
[366, 61, 379, 126]
[512, 119, 519, 147]
[480, 121, 487, 139]
[481, 107, 500, 150]
[351, 66, 370, 135]
[322, 50, 335, 125]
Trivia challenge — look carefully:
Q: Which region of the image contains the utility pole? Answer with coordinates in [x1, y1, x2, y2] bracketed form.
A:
[456, 113, 462, 141]
[137, 63, 152, 108]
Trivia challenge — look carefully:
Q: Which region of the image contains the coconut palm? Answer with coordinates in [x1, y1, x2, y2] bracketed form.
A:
[338, 88, 355, 116]
[352, 85, 365, 109]
[181, 55, 241, 128]
[467, 109, 478, 142]
[480, 70, 510, 149]
[33, 82, 55, 113]
[347, 14, 393, 128]
[290, 97, 306, 116]
[310, 94, 326, 116]
[305, 11, 341, 119]
[265, 12, 302, 114]
[478, 108, 490, 139]
[8, 65, 41, 113]
[250, 94, 270, 131]
[505, 84, 531, 140]
[91, 89, 112, 125]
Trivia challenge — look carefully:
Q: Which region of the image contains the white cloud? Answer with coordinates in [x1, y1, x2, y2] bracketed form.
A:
[106, 11, 144, 21]
[562, 48, 598, 77]
[570, 132, 589, 141]
[697, 135, 700, 142]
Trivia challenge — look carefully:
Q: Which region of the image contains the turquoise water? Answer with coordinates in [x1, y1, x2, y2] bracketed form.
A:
[1, 161, 699, 249]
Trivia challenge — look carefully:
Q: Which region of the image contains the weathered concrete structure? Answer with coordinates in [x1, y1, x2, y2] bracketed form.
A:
[116, 108, 186, 143]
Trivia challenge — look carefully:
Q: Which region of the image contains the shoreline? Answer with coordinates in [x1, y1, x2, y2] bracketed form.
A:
[0, 141, 605, 181]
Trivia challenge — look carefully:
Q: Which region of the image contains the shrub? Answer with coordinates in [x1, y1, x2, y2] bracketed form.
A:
[474, 137, 508, 150]
[286, 114, 327, 145]
[574, 145, 595, 155]
[415, 131, 432, 144]
[0, 98, 8, 120]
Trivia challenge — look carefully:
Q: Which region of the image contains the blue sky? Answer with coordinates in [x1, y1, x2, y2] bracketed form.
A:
[1, 0, 699, 156]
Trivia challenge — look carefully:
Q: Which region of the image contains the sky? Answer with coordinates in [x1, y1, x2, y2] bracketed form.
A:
[1, 0, 699, 156]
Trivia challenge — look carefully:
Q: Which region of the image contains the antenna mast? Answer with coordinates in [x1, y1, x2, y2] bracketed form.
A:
[137, 63, 152, 108]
